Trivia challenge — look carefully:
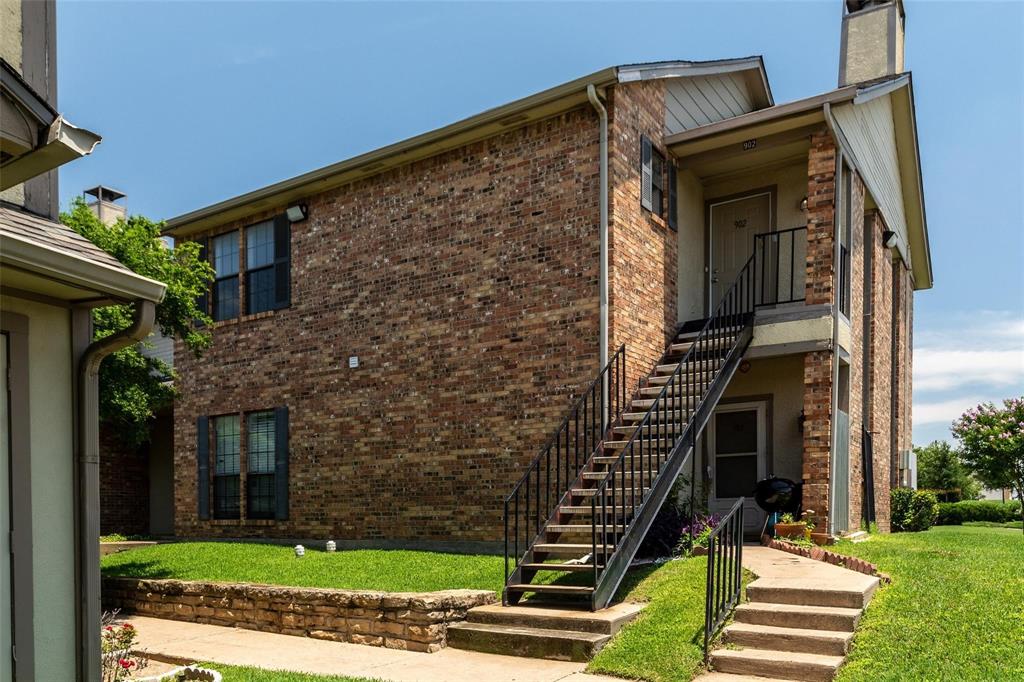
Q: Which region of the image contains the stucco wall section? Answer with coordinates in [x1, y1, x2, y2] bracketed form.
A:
[1, 296, 76, 680]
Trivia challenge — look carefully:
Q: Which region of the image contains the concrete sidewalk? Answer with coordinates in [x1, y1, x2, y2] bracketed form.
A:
[128, 615, 626, 682]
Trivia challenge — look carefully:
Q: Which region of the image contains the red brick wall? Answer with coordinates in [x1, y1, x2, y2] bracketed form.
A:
[100, 427, 149, 536]
[173, 108, 604, 544]
[802, 350, 833, 528]
[866, 209, 894, 531]
[846, 173, 866, 532]
[607, 81, 678, 391]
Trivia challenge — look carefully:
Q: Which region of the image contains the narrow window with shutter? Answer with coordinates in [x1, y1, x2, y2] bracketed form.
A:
[246, 410, 276, 519]
[640, 135, 653, 211]
[212, 231, 240, 321]
[668, 163, 678, 231]
[651, 148, 665, 218]
[196, 416, 210, 520]
[212, 414, 241, 519]
[274, 406, 289, 520]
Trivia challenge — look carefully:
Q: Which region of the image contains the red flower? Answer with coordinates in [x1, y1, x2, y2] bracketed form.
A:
[118, 659, 134, 669]
[105, 626, 114, 632]
[121, 623, 134, 630]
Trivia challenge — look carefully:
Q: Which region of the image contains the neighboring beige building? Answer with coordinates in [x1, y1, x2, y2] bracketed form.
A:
[0, 1, 166, 680]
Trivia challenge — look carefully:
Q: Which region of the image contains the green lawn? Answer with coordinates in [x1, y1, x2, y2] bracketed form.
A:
[101, 542, 504, 594]
[204, 664, 379, 681]
[831, 525, 1024, 681]
[586, 557, 713, 682]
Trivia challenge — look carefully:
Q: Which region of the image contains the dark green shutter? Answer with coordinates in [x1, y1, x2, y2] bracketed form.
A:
[197, 416, 210, 520]
[272, 215, 291, 310]
[196, 237, 209, 324]
[274, 406, 289, 520]
[640, 135, 653, 211]
[668, 163, 678, 231]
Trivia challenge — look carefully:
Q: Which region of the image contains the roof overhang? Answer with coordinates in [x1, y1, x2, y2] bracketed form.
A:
[666, 75, 931, 291]
[0, 229, 166, 304]
[166, 58, 773, 237]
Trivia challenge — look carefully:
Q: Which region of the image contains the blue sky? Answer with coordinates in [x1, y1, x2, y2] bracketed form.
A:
[57, 1, 1023, 446]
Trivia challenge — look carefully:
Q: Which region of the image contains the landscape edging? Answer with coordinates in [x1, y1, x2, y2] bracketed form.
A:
[761, 537, 892, 583]
[102, 576, 496, 652]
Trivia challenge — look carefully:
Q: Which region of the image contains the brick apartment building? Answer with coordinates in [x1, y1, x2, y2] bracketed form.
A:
[157, 0, 929, 562]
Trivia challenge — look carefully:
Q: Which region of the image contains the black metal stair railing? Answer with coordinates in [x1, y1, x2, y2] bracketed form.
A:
[754, 226, 807, 307]
[503, 344, 626, 598]
[704, 496, 745, 660]
[589, 256, 756, 609]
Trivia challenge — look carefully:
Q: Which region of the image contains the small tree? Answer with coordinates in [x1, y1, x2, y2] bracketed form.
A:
[951, 398, 1024, 533]
[61, 198, 213, 446]
[915, 440, 980, 502]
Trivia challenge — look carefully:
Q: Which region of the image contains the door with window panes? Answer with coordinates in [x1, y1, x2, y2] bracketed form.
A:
[708, 402, 767, 534]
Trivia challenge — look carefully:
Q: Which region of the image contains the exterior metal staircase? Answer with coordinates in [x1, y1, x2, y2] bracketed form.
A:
[503, 256, 757, 610]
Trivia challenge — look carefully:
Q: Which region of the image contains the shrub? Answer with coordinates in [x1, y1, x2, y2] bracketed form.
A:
[891, 488, 938, 532]
[936, 500, 1023, 525]
[675, 513, 721, 555]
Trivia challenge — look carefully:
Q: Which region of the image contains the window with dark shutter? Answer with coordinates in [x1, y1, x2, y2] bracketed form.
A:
[668, 163, 678, 231]
[640, 136, 653, 211]
[196, 416, 210, 520]
[212, 231, 240, 321]
[212, 414, 241, 519]
[195, 237, 209, 324]
[274, 406, 289, 520]
[244, 215, 291, 314]
[651, 147, 666, 218]
[246, 410, 276, 519]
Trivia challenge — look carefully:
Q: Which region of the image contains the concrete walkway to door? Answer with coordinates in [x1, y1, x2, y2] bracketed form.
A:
[127, 615, 625, 682]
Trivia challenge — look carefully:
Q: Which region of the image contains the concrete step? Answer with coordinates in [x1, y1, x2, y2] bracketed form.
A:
[447, 621, 610, 662]
[582, 469, 657, 481]
[602, 438, 671, 452]
[693, 674, 794, 682]
[559, 504, 633, 515]
[621, 409, 690, 423]
[548, 523, 627, 534]
[723, 622, 852, 656]
[570, 486, 650, 498]
[647, 371, 718, 386]
[710, 648, 844, 682]
[747, 577, 879, 609]
[733, 602, 861, 632]
[612, 423, 686, 436]
[466, 602, 644, 635]
[630, 396, 698, 410]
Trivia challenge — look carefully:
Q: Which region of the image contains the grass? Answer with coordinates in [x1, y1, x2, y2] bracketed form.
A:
[963, 520, 1023, 529]
[101, 542, 504, 594]
[202, 664, 380, 681]
[830, 525, 1024, 681]
[585, 557, 716, 682]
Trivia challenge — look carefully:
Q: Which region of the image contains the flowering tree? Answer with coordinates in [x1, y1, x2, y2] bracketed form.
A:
[951, 397, 1024, 533]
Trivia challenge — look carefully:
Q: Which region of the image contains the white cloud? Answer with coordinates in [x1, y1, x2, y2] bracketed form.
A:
[914, 395, 988, 425]
[914, 310, 1024, 393]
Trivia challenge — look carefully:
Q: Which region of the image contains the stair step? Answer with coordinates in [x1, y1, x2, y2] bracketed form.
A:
[733, 602, 862, 632]
[747, 577, 879, 609]
[668, 338, 732, 354]
[447, 621, 610, 662]
[630, 396, 697, 410]
[603, 438, 671, 452]
[647, 371, 718, 386]
[506, 583, 594, 595]
[582, 470, 656, 481]
[593, 450, 671, 463]
[570, 487, 650, 498]
[611, 423, 686, 436]
[519, 563, 603, 573]
[723, 622, 852, 656]
[533, 543, 613, 554]
[548, 524, 626, 534]
[622, 409, 689, 423]
[638, 385, 698, 397]
[560, 505, 632, 514]
[466, 602, 644, 635]
[710, 648, 844, 682]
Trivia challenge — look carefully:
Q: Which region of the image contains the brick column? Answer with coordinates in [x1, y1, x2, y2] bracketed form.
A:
[801, 129, 838, 529]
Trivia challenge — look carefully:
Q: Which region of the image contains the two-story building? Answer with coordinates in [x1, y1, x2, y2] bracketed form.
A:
[164, 0, 928, 588]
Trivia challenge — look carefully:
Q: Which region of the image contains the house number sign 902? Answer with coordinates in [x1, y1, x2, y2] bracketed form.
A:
[742, 139, 757, 151]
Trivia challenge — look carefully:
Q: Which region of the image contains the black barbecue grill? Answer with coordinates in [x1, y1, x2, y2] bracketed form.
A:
[754, 476, 803, 515]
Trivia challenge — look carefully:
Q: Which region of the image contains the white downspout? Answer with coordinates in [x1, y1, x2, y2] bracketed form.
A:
[588, 84, 609, 371]
[823, 103, 843, 535]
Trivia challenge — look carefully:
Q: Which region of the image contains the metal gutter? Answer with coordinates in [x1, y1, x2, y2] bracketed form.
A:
[76, 300, 158, 682]
[0, 116, 102, 190]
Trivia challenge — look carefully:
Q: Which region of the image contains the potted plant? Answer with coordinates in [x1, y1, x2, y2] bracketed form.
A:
[773, 512, 806, 539]
[804, 515, 832, 545]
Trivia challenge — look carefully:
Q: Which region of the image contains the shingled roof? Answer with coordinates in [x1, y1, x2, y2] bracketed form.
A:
[0, 205, 133, 273]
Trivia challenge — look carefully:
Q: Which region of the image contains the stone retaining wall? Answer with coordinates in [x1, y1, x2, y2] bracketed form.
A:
[103, 577, 495, 652]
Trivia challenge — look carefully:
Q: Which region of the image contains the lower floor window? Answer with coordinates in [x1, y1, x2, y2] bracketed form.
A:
[213, 414, 241, 519]
[246, 410, 276, 518]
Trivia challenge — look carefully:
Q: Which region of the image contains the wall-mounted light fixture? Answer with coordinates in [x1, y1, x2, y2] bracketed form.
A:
[798, 409, 806, 433]
[799, 196, 808, 212]
[286, 204, 309, 223]
[882, 230, 898, 249]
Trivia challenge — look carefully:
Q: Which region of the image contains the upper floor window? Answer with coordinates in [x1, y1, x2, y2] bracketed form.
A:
[212, 231, 240, 321]
[245, 217, 291, 314]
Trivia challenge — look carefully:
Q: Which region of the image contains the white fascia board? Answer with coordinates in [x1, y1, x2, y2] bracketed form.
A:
[0, 231, 166, 303]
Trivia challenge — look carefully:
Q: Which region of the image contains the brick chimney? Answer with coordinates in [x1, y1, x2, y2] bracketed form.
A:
[839, 0, 905, 86]
[84, 185, 127, 225]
